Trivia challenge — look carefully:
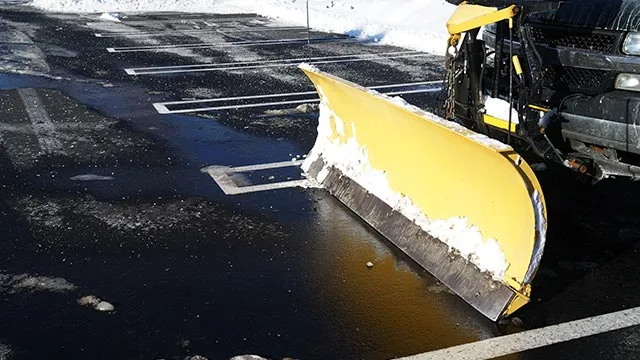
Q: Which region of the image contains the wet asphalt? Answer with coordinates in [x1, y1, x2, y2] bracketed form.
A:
[0, 6, 640, 360]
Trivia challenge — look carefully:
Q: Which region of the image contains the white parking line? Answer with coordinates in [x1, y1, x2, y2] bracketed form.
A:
[96, 29, 219, 38]
[106, 36, 355, 53]
[156, 88, 442, 114]
[161, 81, 441, 105]
[397, 306, 640, 360]
[201, 160, 312, 195]
[87, 16, 259, 27]
[95, 26, 307, 38]
[207, 26, 307, 33]
[128, 51, 420, 70]
[153, 81, 444, 114]
[231, 160, 303, 172]
[161, 90, 314, 105]
[214, 30, 250, 42]
[124, 51, 428, 75]
[17, 88, 66, 155]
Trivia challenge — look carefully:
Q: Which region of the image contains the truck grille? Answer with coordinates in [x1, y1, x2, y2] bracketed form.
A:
[530, 25, 621, 53]
[543, 66, 611, 93]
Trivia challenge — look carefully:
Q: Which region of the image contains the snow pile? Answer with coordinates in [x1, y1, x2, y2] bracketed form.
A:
[483, 95, 520, 124]
[301, 69, 510, 281]
[27, 0, 456, 55]
[78, 295, 116, 312]
[98, 12, 121, 22]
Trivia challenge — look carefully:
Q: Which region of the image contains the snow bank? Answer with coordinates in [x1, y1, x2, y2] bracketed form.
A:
[27, 0, 456, 55]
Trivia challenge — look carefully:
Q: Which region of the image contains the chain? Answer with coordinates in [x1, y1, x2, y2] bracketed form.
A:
[444, 36, 460, 120]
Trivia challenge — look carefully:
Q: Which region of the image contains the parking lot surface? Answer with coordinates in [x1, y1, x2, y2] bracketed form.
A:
[1, 6, 640, 360]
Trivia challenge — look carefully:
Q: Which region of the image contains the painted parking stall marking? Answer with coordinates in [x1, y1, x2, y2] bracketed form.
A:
[106, 36, 356, 53]
[201, 160, 312, 195]
[203, 26, 307, 33]
[152, 81, 444, 114]
[95, 12, 441, 200]
[95, 29, 221, 38]
[398, 306, 640, 360]
[87, 15, 261, 28]
[17, 88, 66, 155]
[95, 26, 307, 38]
[124, 51, 429, 75]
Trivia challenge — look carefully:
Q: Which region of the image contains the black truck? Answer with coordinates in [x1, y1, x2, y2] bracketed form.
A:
[445, 0, 640, 181]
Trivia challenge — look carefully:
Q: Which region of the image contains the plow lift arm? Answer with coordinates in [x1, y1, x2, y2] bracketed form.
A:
[298, 1, 556, 321]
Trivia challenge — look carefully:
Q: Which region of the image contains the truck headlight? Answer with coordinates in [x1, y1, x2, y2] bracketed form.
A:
[615, 73, 640, 91]
[623, 32, 640, 55]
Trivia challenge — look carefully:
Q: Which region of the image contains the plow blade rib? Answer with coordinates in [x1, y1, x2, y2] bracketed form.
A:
[299, 64, 547, 321]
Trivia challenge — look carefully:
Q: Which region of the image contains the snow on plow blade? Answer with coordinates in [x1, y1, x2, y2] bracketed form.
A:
[299, 64, 547, 321]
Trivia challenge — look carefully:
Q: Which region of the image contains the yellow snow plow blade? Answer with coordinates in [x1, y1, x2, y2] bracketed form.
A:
[299, 64, 547, 321]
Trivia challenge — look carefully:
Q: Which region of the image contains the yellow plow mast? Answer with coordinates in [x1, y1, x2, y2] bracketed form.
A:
[299, 2, 547, 321]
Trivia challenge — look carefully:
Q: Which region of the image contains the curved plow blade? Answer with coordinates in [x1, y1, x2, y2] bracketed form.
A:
[299, 64, 547, 321]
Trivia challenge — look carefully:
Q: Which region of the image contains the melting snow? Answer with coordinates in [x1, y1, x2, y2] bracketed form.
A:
[483, 95, 520, 124]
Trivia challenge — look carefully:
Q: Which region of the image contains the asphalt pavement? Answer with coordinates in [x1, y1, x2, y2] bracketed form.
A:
[0, 6, 639, 360]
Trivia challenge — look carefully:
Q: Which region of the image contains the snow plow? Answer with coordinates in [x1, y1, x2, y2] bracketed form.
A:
[299, 0, 640, 321]
[299, 64, 546, 321]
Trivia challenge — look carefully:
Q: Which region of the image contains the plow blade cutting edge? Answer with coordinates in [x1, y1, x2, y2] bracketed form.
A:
[299, 64, 547, 321]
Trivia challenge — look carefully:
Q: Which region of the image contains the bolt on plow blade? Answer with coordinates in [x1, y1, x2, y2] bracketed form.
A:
[299, 64, 547, 321]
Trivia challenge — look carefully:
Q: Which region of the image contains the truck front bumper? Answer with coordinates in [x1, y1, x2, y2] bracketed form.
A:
[560, 91, 640, 155]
